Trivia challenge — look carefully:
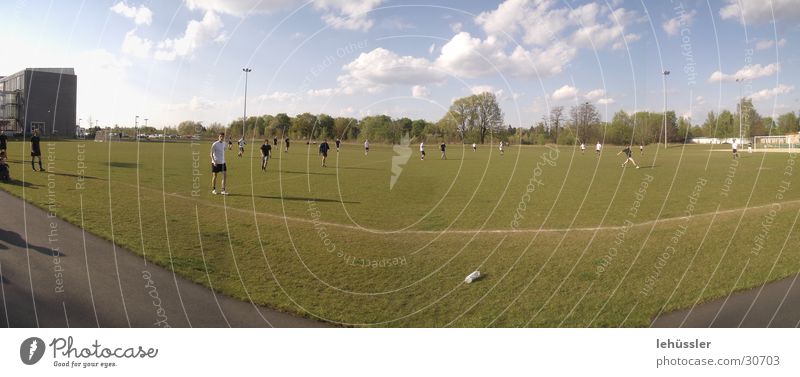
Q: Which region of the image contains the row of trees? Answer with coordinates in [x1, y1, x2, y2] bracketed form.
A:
[94, 92, 799, 145]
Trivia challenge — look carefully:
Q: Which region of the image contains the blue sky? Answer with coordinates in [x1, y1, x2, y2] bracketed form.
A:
[1, 0, 798, 129]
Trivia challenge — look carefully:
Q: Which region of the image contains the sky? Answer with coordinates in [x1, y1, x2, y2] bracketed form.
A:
[1, 0, 798, 129]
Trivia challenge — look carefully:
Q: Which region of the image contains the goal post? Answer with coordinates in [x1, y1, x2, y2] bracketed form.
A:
[94, 130, 109, 142]
[753, 135, 795, 151]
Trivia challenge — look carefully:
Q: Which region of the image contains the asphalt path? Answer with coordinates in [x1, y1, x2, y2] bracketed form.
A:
[0, 190, 328, 328]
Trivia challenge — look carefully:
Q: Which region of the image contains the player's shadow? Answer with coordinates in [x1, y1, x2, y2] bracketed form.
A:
[6, 179, 37, 188]
[105, 162, 139, 168]
[280, 170, 335, 176]
[335, 166, 380, 171]
[252, 195, 359, 204]
[0, 229, 64, 257]
[46, 171, 99, 180]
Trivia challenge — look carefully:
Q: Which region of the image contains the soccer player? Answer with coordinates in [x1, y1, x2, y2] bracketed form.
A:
[440, 141, 447, 160]
[273, 137, 278, 146]
[732, 140, 739, 159]
[210, 133, 228, 195]
[0, 132, 7, 153]
[237, 137, 246, 157]
[595, 141, 602, 155]
[472, 142, 477, 152]
[747, 143, 753, 154]
[617, 146, 640, 168]
[499, 140, 505, 156]
[0, 151, 9, 182]
[639, 144, 644, 155]
[260, 139, 272, 171]
[284, 137, 290, 152]
[419, 141, 425, 160]
[30, 129, 43, 171]
[580, 142, 586, 154]
[227, 136, 233, 150]
[319, 139, 330, 167]
[335, 138, 341, 152]
[364, 139, 370, 155]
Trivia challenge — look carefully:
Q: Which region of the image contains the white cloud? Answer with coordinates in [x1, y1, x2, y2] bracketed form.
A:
[450, 22, 463, 33]
[597, 97, 615, 105]
[584, 89, 606, 101]
[695, 95, 705, 105]
[411, 85, 430, 98]
[720, 0, 800, 24]
[434, 32, 576, 78]
[475, 0, 642, 49]
[338, 48, 445, 92]
[552, 85, 578, 100]
[187, 0, 383, 31]
[154, 11, 225, 61]
[258, 91, 299, 102]
[612, 33, 641, 50]
[755, 38, 787, 50]
[110, 2, 153, 25]
[428, 43, 436, 55]
[470, 85, 496, 95]
[750, 84, 794, 101]
[663, 10, 696, 36]
[708, 63, 779, 82]
[307, 88, 340, 97]
[121, 29, 152, 58]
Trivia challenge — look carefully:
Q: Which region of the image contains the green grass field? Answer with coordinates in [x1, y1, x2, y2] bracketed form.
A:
[2, 139, 799, 326]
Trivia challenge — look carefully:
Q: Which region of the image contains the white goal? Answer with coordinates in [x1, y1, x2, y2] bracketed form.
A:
[94, 130, 109, 142]
[753, 135, 796, 151]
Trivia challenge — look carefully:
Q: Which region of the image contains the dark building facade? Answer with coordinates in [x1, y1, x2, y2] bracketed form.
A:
[0, 68, 77, 136]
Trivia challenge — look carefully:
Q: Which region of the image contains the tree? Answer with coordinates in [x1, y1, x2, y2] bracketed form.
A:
[549, 106, 565, 143]
[269, 113, 291, 136]
[446, 92, 504, 143]
[473, 92, 504, 143]
[777, 112, 799, 134]
[316, 113, 334, 139]
[291, 113, 317, 139]
[178, 120, 202, 136]
[333, 117, 357, 139]
[569, 102, 600, 143]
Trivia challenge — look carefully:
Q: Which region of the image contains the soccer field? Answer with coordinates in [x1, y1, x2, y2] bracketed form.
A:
[2, 139, 799, 327]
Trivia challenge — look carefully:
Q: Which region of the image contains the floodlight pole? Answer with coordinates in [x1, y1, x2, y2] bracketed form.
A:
[242, 68, 252, 138]
[135, 115, 139, 138]
[736, 78, 743, 144]
[663, 70, 670, 148]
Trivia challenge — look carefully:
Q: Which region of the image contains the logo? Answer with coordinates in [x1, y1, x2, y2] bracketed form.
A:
[20, 337, 46, 365]
[390, 133, 412, 190]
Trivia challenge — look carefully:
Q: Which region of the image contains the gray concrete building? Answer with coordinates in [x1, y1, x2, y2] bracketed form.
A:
[0, 68, 77, 137]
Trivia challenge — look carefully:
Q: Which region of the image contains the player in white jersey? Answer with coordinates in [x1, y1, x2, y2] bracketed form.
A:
[364, 139, 370, 156]
[419, 141, 425, 160]
[210, 133, 228, 195]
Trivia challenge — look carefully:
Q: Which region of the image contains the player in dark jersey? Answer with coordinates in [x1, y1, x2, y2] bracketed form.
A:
[0, 133, 7, 152]
[260, 139, 272, 171]
[285, 137, 290, 152]
[319, 139, 330, 167]
[335, 138, 341, 152]
[30, 130, 43, 171]
[440, 141, 447, 160]
[617, 146, 640, 168]
[273, 137, 278, 146]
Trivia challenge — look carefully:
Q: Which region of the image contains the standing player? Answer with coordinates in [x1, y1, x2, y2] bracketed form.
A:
[364, 139, 370, 156]
[284, 137, 290, 153]
[419, 141, 425, 160]
[747, 142, 753, 154]
[617, 146, 640, 168]
[580, 142, 586, 154]
[210, 133, 228, 195]
[273, 137, 278, 146]
[0, 132, 7, 153]
[260, 139, 272, 172]
[440, 141, 447, 160]
[237, 137, 246, 157]
[319, 139, 330, 167]
[30, 129, 43, 171]
[499, 140, 505, 156]
[595, 141, 602, 156]
[335, 138, 341, 152]
[227, 136, 233, 150]
[472, 142, 477, 152]
[732, 140, 739, 159]
[639, 144, 644, 155]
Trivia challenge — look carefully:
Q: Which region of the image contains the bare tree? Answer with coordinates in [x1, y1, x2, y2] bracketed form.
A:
[549, 106, 564, 142]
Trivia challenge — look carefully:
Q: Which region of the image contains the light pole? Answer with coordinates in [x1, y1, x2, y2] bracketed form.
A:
[736, 78, 744, 144]
[242, 67, 252, 139]
[662, 70, 670, 148]
[77, 118, 82, 138]
[135, 115, 139, 138]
